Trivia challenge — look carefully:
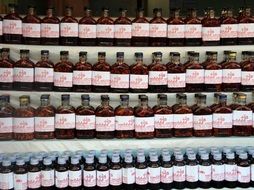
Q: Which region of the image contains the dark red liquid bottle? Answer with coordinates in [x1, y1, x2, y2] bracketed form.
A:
[241, 51, 254, 91]
[0, 48, 14, 90]
[237, 153, 251, 188]
[0, 16, 2, 43]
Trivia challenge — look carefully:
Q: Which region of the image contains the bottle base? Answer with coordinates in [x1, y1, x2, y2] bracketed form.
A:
[233, 125, 252, 136]
[34, 82, 53, 91]
[111, 88, 129, 93]
[73, 85, 92, 92]
[54, 86, 72, 92]
[212, 181, 224, 189]
[186, 181, 198, 189]
[220, 38, 237, 45]
[241, 85, 254, 92]
[168, 38, 184, 46]
[185, 84, 204, 92]
[185, 38, 202, 46]
[34, 132, 55, 139]
[202, 41, 220, 46]
[238, 38, 254, 45]
[150, 38, 167, 46]
[97, 38, 114, 46]
[23, 37, 41, 45]
[41, 38, 59, 45]
[55, 129, 75, 139]
[222, 83, 240, 92]
[174, 128, 193, 137]
[60, 37, 78, 46]
[168, 88, 185, 93]
[194, 130, 212, 137]
[0, 83, 13, 90]
[213, 129, 232, 137]
[174, 182, 186, 189]
[131, 37, 149, 46]
[199, 181, 211, 189]
[115, 130, 134, 138]
[129, 89, 148, 93]
[79, 38, 97, 46]
[96, 131, 115, 139]
[114, 39, 131, 46]
[76, 130, 95, 139]
[149, 85, 167, 93]
[155, 129, 173, 138]
[4, 34, 22, 44]
[14, 82, 33, 91]
[13, 133, 34, 140]
[135, 132, 154, 139]
[92, 86, 110, 92]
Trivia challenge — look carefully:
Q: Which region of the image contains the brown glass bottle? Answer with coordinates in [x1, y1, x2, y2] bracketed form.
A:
[76, 94, 95, 139]
[96, 95, 115, 139]
[60, 7, 78, 46]
[3, 4, 22, 44]
[160, 153, 173, 190]
[135, 153, 148, 190]
[41, 7, 60, 45]
[14, 95, 35, 140]
[193, 94, 213, 137]
[54, 51, 73, 92]
[202, 8, 220, 46]
[222, 51, 241, 91]
[73, 51, 92, 92]
[241, 51, 254, 91]
[209, 92, 221, 112]
[0, 48, 14, 90]
[111, 52, 130, 92]
[35, 94, 55, 139]
[148, 154, 160, 190]
[230, 92, 240, 110]
[221, 50, 232, 67]
[149, 8, 167, 46]
[241, 51, 251, 67]
[131, 8, 149, 46]
[14, 49, 34, 91]
[115, 95, 134, 138]
[225, 152, 237, 188]
[35, 50, 54, 91]
[186, 153, 198, 189]
[97, 155, 110, 190]
[97, 8, 114, 46]
[0, 16, 2, 43]
[167, 8, 185, 46]
[122, 154, 135, 189]
[191, 93, 202, 112]
[55, 157, 69, 189]
[173, 154, 186, 189]
[110, 155, 122, 189]
[14, 159, 28, 190]
[135, 95, 154, 139]
[237, 153, 251, 188]
[185, 9, 202, 46]
[55, 94, 76, 139]
[28, 158, 41, 190]
[83, 155, 96, 189]
[22, 6, 41, 45]
[92, 52, 110, 92]
[173, 94, 193, 137]
[0, 160, 13, 189]
[69, 157, 82, 189]
[199, 153, 212, 188]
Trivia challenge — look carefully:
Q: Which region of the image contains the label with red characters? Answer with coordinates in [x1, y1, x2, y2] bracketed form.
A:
[110, 74, 130, 89]
[173, 114, 193, 129]
[202, 27, 220, 41]
[135, 117, 154, 132]
[0, 68, 13, 83]
[60, 23, 78, 37]
[213, 113, 233, 129]
[110, 169, 122, 186]
[185, 24, 202, 38]
[149, 71, 167, 85]
[22, 23, 41, 38]
[241, 71, 254, 86]
[186, 165, 198, 182]
[83, 170, 96, 187]
[193, 115, 213, 130]
[14, 68, 34, 82]
[79, 24, 96, 38]
[97, 170, 109, 187]
[55, 113, 75, 129]
[28, 172, 41, 189]
[154, 114, 174, 129]
[92, 71, 110, 86]
[55, 171, 68, 188]
[205, 70, 223, 84]
[130, 74, 148, 89]
[173, 166, 185, 182]
[233, 110, 252, 126]
[35, 68, 54, 83]
[41, 23, 59, 38]
[123, 167, 135, 184]
[41, 170, 54, 187]
[212, 164, 225, 181]
[199, 165, 212, 182]
[167, 24, 185, 38]
[238, 23, 254, 38]
[96, 117, 115, 131]
[0, 117, 12, 133]
[237, 166, 251, 183]
[115, 24, 132, 39]
[220, 24, 238, 38]
[14, 173, 27, 190]
[115, 116, 135, 131]
[13, 117, 34, 133]
[35, 117, 55, 132]
[186, 69, 204, 84]
[76, 115, 96, 130]
[54, 72, 73, 87]
[167, 73, 186, 88]
[73, 70, 92, 85]
[251, 164, 254, 181]
[225, 164, 237, 182]
[132, 23, 149, 37]
[222, 69, 241, 83]
[0, 21, 2, 35]
[3, 19, 22, 34]
[160, 167, 173, 183]
[135, 168, 148, 185]
[148, 167, 160, 184]
[0, 172, 14, 189]
[69, 170, 82, 187]
[149, 23, 167, 37]
[97, 24, 114, 38]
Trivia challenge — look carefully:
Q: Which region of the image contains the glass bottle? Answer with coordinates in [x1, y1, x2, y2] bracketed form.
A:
[186, 153, 198, 189]
[241, 51, 251, 67]
[148, 154, 160, 190]
[153, 94, 173, 138]
[0, 160, 14, 190]
[185, 52, 204, 92]
[54, 51, 73, 92]
[204, 51, 222, 92]
[83, 155, 96, 189]
[202, 8, 220, 46]
[160, 153, 173, 189]
[238, 7, 254, 45]
[76, 94, 95, 139]
[173, 154, 186, 189]
[130, 52, 148, 93]
[35, 94, 55, 139]
[73, 51, 92, 92]
[14, 159, 28, 190]
[148, 52, 167, 92]
[55, 94, 76, 139]
[225, 152, 237, 188]
[13, 95, 35, 140]
[110, 154, 122, 189]
[97, 155, 110, 189]
[173, 93, 193, 137]
[22, 6, 41, 45]
[193, 94, 213, 137]
[221, 50, 232, 67]
[28, 158, 41, 190]
[131, 8, 149, 46]
[184, 51, 196, 68]
[185, 8, 202, 46]
[60, 6, 78, 46]
[167, 8, 185, 46]
[92, 52, 110, 92]
[55, 157, 69, 189]
[115, 95, 134, 138]
[0, 16, 2, 43]
[96, 95, 115, 139]
[237, 153, 251, 188]
[41, 7, 60, 45]
[191, 93, 202, 112]
[230, 92, 240, 110]
[78, 7, 96, 46]
[241, 51, 254, 91]
[222, 51, 241, 91]
[41, 158, 55, 190]
[96, 8, 114, 46]
[199, 153, 212, 188]
[3, 4, 22, 44]
[110, 52, 130, 93]
[114, 8, 132, 46]
[0, 48, 14, 90]
[69, 157, 82, 189]
[122, 154, 135, 189]
[209, 92, 221, 112]
[14, 49, 34, 91]
[149, 8, 167, 46]
[211, 153, 224, 189]
[135, 153, 148, 189]
[35, 50, 54, 91]
[233, 93, 252, 136]
[220, 8, 238, 45]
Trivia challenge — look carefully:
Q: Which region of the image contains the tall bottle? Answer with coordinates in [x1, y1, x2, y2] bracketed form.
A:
[0, 159, 14, 190]
[41, 158, 55, 190]
[110, 154, 122, 189]
[122, 154, 135, 189]
[173, 154, 186, 189]
[83, 155, 96, 189]
[241, 51, 254, 91]
[0, 16, 2, 43]
[225, 152, 237, 188]
[237, 153, 251, 188]
[135, 153, 148, 190]
[97, 155, 110, 190]
[186, 153, 198, 188]
[69, 157, 82, 189]
[3, 4, 22, 44]
[28, 158, 41, 190]
[96, 8, 114, 46]
[55, 157, 69, 189]
[0, 48, 14, 90]
[148, 153, 160, 189]
[14, 159, 28, 190]
[212, 153, 224, 188]
[41, 7, 60, 45]
[22, 6, 41, 45]
[60, 6, 78, 46]
[160, 153, 173, 189]
[149, 8, 167, 46]
[199, 153, 212, 188]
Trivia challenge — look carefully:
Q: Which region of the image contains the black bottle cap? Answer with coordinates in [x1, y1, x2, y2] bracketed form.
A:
[116, 52, 124, 58]
[137, 7, 145, 12]
[84, 7, 92, 11]
[79, 51, 87, 56]
[191, 52, 199, 57]
[248, 51, 254, 56]
[20, 49, 30, 54]
[206, 51, 217, 55]
[27, 5, 36, 9]
[61, 94, 70, 101]
[140, 95, 148, 101]
[60, 51, 69, 55]
[102, 7, 109, 11]
[158, 94, 167, 100]
[41, 94, 50, 100]
[0, 95, 8, 102]
[120, 95, 129, 100]
[65, 6, 73, 10]
[101, 95, 109, 101]
[98, 52, 106, 56]
[41, 50, 49, 55]
[170, 52, 180, 56]
[81, 94, 90, 100]
[2, 48, 10, 52]
[135, 52, 143, 58]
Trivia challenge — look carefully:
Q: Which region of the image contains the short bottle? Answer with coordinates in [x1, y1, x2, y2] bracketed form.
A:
[237, 153, 251, 188]
[110, 154, 122, 189]
[160, 153, 173, 189]
[28, 158, 41, 190]
[14, 159, 28, 190]
[0, 159, 14, 190]
[173, 154, 186, 189]
[55, 157, 69, 190]
[83, 155, 96, 189]
[97, 155, 110, 190]
[41, 158, 55, 190]
[69, 157, 82, 189]
[199, 153, 212, 188]
[0, 48, 14, 90]
[241, 51, 254, 91]
[122, 154, 135, 189]
[135, 153, 148, 190]
[225, 152, 237, 188]
[186, 153, 198, 189]
[148, 153, 160, 190]
[211, 153, 224, 188]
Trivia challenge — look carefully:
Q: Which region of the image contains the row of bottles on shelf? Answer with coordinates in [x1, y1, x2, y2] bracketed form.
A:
[1, 5, 254, 46]
[1, 146, 254, 189]
[1, 48, 254, 92]
[1, 91, 254, 140]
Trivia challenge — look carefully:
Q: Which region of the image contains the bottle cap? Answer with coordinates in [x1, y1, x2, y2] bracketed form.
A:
[239, 153, 248, 159]
[30, 158, 39, 165]
[162, 153, 171, 162]
[124, 155, 133, 163]
[19, 95, 30, 104]
[213, 153, 222, 161]
[81, 94, 90, 101]
[229, 51, 237, 58]
[41, 94, 50, 100]
[120, 95, 129, 100]
[178, 93, 187, 100]
[58, 157, 66, 165]
[2, 48, 10, 52]
[20, 49, 29, 54]
[88, 150, 96, 157]
[60, 51, 69, 56]
[170, 52, 180, 57]
[41, 50, 49, 55]
[112, 155, 120, 163]
[43, 157, 52, 165]
[102, 7, 109, 11]
[238, 93, 247, 100]
[48, 155, 56, 161]
[248, 51, 254, 56]
[98, 52, 106, 57]
[150, 154, 158, 162]
[137, 154, 145, 163]
[140, 95, 148, 101]
[99, 156, 107, 164]
[161, 148, 170, 155]
[35, 154, 43, 161]
[22, 155, 30, 163]
[117, 52, 124, 58]
[61, 94, 70, 101]
[101, 95, 109, 101]
[219, 94, 227, 101]
[188, 153, 196, 160]
[226, 152, 235, 159]
[201, 153, 209, 160]
[65, 6, 73, 10]
[206, 51, 217, 55]
[79, 51, 87, 56]
[8, 3, 17, 8]
[71, 157, 79, 165]
[135, 52, 143, 58]
[175, 154, 184, 161]
[158, 94, 167, 100]
[16, 158, 25, 166]
[2, 160, 11, 167]
[85, 155, 94, 164]
[49, 151, 60, 157]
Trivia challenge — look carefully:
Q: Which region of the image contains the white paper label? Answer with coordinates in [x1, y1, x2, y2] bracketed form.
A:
[35, 117, 55, 132]
[0, 68, 13, 83]
[132, 23, 149, 37]
[233, 110, 252, 126]
[3, 19, 22, 34]
[135, 168, 148, 185]
[130, 74, 148, 89]
[186, 165, 198, 182]
[54, 72, 73, 87]
[220, 24, 238, 38]
[123, 167, 135, 184]
[238, 166, 251, 183]
[199, 165, 212, 182]
[14, 68, 34, 82]
[83, 170, 96, 187]
[149, 71, 167, 85]
[41, 170, 54, 187]
[0, 172, 14, 189]
[173, 166, 185, 182]
[241, 71, 254, 85]
[0, 117, 12, 133]
[114, 24, 131, 39]
[161, 167, 173, 183]
[135, 117, 154, 132]
[186, 69, 204, 84]
[167, 73, 186, 88]
[69, 170, 82, 187]
[92, 71, 110, 86]
[22, 23, 41, 38]
[0, 21, 2, 35]
[76, 115, 95, 130]
[185, 24, 202, 38]
[55, 171, 68, 188]
[73, 70, 92, 85]
[13, 117, 34, 133]
[213, 113, 233, 129]
[149, 23, 167, 37]
[96, 117, 115, 131]
[222, 69, 241, 83]
[225, 164, 237, 182]
[110, 74, 129, 88]
[97, 24, 114, 38]
[194, 115, 213, 130]
[97, 170, 109, 187]
[110, 169, 122, 186]
[251, 164, 254, 181]
[212, 165, 225, 181]
[173, 114, 193, 129]
[79, 24, 96, 38]
[28, 171, 41, 188]
[205, 70, 223, 84]
[148, 167, 160, 184]
[60, 23, 78, 37]
[168, 24, 185, 38]
[55, 113, 75, 129]
[35, 67, 54, 83]
[14, 173, 27, 190]
[154, 114, 174, 129]
[202, 27, 220, 41]
[238, 23, 254, 38]
[115, 116, 135, 130]
[41, 23, 59, 38]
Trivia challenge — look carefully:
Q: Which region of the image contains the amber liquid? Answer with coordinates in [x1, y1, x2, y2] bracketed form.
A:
[233, 105, 252, 136]
[241, 59, 254, 91]
[238, 15, 254, 45]
[0, 17, 2, 42]
[167, 61, 186, 92]
[60, 16, 78, 46]
[185, 61, 204, 92]
[148, 61, 167, 92]
[202, 16, 220, 46]
[220, 16, 238, 45]
[96, 14, 114, 46]
[114, 14, 131, 46]
[167, 15, 185, 46]
[0, 103, 14, 140]
[149, 15, 167, 46]
[79, 13, 96, 46]
[185, 16, 202, 46]
[204, 60, 222, 92]
[131, 14, 149, 46]
[0, 56, 14, 90]
[92, 60, 110, 92]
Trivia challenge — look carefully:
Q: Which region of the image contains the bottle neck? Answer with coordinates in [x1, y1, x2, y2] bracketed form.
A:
[20, 53, 29, 60]
[117, 57, 124, 64]
[238, 99, 246, 105]
[102, 100, 109, 107]
[41, 99, 49, 106]
[137, 11, 144, 18]
[98, 57, 105, 63]
[60, 55, 68, 62]
[10, 7, 16, 14]
[62, 99, 70, 106]
[172, 11, 180, 18]
[141, 100, 148, 108]
[0, 100, 7, 107]
[228, 56, 236, 62]
[121, 99, 129, 108]
[103, 11, 109, 17]
[136, 58, 143, 64]
[28, 8, 35, 16]
[2, 52, 9, 60]
[159, 99, 167, 106]
[47, 9, 53, 17]
[219, 99, 227, 106]
[82, 99, 90, 106]
[171, 56, 180, 64]
[79, 56, 87, 63]
[20, 101, 29, 108]
[208, 11, 215, 18]
[190, 11, 197, 18]
[154, 57, 162, 64]
[121, 11, 127, 17]
[155, 11, 162, 18]
[66, 9, 72, 17]
[41, 55, 49, 61]
[198, 99, 206, 107]
[85, 10, 91, 17]
[249, 56, 254, 62]
[179, 99, 187, 105]
[190, 57, 199, 63]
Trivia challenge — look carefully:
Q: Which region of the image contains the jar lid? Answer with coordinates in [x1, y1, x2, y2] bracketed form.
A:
[116, 52, 124, 58]
[170, 52, 180, 57]
[98, 52, 106, 56]
[120, 94, 129, 100]
[58, 157, 66, 165]
[135, 52, 143, 58]
[16, 158, 25, 166]
[71, 157, 79, 165]
[99, 155, 107, 164]
[85, 155, 94, 164]
[124, 155, 133, 163]
[61, 94, 70, 101]
[101, 95, 109, 101]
